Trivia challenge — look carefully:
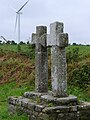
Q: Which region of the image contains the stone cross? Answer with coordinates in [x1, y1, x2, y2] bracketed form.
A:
[31, 26, 48, 93]
[48, 22, 68, 97]
[31, 22, 68, 97]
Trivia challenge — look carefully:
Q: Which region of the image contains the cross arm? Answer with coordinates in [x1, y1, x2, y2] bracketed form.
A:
[47, 33, 68, 47]
[31, 33, 47, 47]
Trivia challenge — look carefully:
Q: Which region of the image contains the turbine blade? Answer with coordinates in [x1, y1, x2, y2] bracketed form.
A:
[17, 0, 30, 13]
[15, 14, 18, 32]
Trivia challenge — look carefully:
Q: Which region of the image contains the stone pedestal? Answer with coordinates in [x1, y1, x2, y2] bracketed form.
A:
[8, 92, 78, 120]
[8, 92, 90, 120]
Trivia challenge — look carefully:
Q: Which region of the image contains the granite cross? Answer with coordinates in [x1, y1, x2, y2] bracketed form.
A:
[31, 26, 48, 93]
[47, 22, 68, 97]
[31, 22, 68, 97]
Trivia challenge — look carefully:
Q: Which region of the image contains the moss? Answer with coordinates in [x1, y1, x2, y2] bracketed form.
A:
[48, 102, 54, 107]
[36, 96, 41, 104]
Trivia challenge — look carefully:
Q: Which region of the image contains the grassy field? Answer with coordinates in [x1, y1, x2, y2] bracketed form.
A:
[0, 44, 90, 119]
[66, 45, 90, 59]
[0, 44, 90, 54]
[0, 44, 29, 52]
[0, 82, 35, 120]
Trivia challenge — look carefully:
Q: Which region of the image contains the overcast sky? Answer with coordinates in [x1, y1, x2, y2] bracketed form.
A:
[0, 0, 90, 44]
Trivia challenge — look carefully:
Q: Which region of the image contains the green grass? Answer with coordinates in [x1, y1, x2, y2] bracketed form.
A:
[68, 86, 90, 102]
[1, 44, 90, 61]
[0, 82, 34, 120]
[0, 102, 28, 120]
[66, 45, 90, 59]
[0, 44, 35, 53]
[0, 44, 28, 52]
[0, 44, 35, 60]
[0, 44, 90, 56]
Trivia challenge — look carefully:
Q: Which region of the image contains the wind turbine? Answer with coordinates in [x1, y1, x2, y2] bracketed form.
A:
[15, 0, 30, 44]
[1, 36, 8, 43]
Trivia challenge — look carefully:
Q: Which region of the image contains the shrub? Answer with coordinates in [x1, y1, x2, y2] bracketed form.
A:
[67, 47, 79, 63]
[68, 63, 90, 88]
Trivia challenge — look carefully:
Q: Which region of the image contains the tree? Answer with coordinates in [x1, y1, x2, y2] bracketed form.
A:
[27, 41, 30, 44]
[19, 41, 25, 45]
[72, 43, 77, 45]
[11, 40, 17, 45]
[6, 40, 11, 44]
[0, 40, 2, 44]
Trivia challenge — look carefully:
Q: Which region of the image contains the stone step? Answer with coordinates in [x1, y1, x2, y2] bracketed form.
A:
[23, 91, 47, 100]
[41, 95, 78, 106]
[8, 96, 45, 113]
[23, 91, 78, 106]
[8, 96, 90, 120]
[8, 96, 78, 114]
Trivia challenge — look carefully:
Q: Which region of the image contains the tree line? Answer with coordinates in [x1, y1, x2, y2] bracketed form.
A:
[0, 40, 30, 45]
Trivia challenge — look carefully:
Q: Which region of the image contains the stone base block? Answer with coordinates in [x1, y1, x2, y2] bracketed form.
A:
[28, 112, 79, 120]
[24, 91, 78, 106]
[8, 92, 90, 120]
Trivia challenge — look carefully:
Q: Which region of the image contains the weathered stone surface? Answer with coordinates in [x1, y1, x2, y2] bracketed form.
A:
[77, 102, 90, 119]
[42, 106, 70, 114]
[51, 47, 67, 97]
[78, 101, 90, 111]
[47, 33, 68, 47]
[8, 104, 17, 114]
[31, 33, 37, 44]
[50, 22, 68, 97]
[47, 22, 63, 46]
[41, 95, 77, 106]
[21, 98, 30, 108]
[8, 96, 23, 105]
[28, 102, 35, 111]
[58, 112, 79, 120]
[57, 33, 68, 47]
[56, 95, 77, 105]
[31, 33, 47, 47]
[37, 113, 49, 120]
[24, 92, 48, 100]
[31, 115, 37, 120]
[41, 94, 56, 102]
[31, 22, 68, 96]
[35, 105, 45, 112]
[69, 106, 77, 112]
[79, 110, 90, 120]
[8, 95, 90, 120]
[35, 26, 48, 93]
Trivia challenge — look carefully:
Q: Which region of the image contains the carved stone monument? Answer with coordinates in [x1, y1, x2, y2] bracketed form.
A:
[47, 22, 68, 97]
[32, 26, 48, 93]
[8, 21, 90, 120]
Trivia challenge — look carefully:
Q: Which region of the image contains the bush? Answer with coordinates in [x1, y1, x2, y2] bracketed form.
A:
[68, 63, 90, 88]
[22, 44, 35, 59]
[67, 47, 79, 63]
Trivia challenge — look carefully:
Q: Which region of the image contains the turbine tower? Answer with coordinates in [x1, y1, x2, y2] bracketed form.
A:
[15, 0, 30, 44]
